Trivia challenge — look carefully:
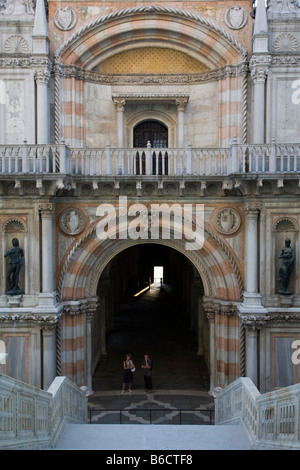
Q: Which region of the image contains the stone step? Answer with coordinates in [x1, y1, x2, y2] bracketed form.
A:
[54, 423, 252, 450]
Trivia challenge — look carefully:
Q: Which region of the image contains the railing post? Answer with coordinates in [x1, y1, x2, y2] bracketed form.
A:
[59, 139, 69, 174]
[187, 142, 193, 175]
[22, 139, 29, 173]
[230, 136, 238, 173]
[146, 141, 152, 175]
[269, 136, 277, 173]
[106, 142, 112, 175]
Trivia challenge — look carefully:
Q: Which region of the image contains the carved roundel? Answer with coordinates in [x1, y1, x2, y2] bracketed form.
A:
[54, 7, 77, 31]
[59, 208, 86, 236]
[224, 6, 248, 30]
[214, 208, 241, 236]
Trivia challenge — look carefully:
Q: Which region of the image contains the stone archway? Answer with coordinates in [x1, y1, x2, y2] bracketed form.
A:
[58, 219, 243, 391]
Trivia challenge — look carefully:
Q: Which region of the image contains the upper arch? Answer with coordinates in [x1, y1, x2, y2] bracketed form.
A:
[55, 6, 247, 69]
[57, 219, 244, 303]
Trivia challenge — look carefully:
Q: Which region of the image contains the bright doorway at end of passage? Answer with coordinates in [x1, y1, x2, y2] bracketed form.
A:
[154, 266, 164, 283]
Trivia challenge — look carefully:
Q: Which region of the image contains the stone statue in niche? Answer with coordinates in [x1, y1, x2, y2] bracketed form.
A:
[278, 238, 295, 295]
[4, 238, 24, 295]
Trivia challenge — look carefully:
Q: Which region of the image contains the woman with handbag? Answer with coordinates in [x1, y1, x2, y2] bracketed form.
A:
[121, 353, 135, 395]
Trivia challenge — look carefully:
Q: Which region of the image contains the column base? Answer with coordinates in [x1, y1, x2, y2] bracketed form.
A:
[38, 292, 57, 307]
[279, 295, 294, 308]
[6, 294, 22, 307]
[34, 292, 60, 314]
[239, 292, 268, 313]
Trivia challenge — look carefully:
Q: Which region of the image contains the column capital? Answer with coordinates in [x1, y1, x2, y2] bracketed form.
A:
[249, 55, 271, 84]
[175, 97, 188, 111]
[39, 202, 54, 216]
[34, 69, 51, 85]
[245, 201, 262, 217]
[112, 97, 126, 111]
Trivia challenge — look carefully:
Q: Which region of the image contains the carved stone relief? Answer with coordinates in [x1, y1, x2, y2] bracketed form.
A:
[4, 36, 29, 53]
[214, 208, 241, 236]
[224, 6, 248, 30]
[273, 33, 299, 52]
[0, 0, 34, 16]
[54, 6, 77, 31]
[59, 208, 86, 235]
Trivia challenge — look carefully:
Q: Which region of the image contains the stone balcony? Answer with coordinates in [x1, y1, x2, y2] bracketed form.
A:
[0, 139, 300, 197]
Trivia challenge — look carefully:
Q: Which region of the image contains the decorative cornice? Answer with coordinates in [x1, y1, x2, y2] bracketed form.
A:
[272, 55, 300, 66]
[0, 56, 52, 69]
[54, 6, 247, 61]
[240, 312, 300, 326]
[0, 314, 60, 325]
[55, 62, 248, 85]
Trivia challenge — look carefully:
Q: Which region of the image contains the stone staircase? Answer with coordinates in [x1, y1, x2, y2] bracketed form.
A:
[53, 422, 252, 450]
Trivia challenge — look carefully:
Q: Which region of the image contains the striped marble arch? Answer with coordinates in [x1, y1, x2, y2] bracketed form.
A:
[55, 6, 247, 68]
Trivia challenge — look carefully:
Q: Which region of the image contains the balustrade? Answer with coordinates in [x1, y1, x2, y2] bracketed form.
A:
[0, 140, 300, 177]
[215, 377, 300, 449]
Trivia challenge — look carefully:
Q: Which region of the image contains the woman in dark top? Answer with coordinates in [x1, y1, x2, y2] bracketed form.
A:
[121, 353, 135, 395]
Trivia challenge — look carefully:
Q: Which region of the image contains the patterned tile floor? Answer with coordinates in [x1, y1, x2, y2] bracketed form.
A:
[89, 283, 214, 424]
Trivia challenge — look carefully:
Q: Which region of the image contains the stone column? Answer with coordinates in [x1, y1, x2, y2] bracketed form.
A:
[0, 79, 6, 144]
[39, 203, 56, 306]
[245, 325, 259, 387]
[243, 202, 262, 308]
[176, 98, 188, 147]
[42, 325, 56, 390]
[249, 56, 271, 144]
[113, 98, 126, 147]
[98, 285, 107, 356]
[35, 70, 51, 144]
[86, 298, 97, 394]
[204, 304, 216, 395]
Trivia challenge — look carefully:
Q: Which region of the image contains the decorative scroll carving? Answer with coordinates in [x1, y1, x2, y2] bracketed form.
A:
[55, 62, 248, 86]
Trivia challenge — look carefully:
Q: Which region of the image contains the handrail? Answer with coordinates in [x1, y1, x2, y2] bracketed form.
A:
[215, 377, 300, 450]
[0, 373, 88, 449]
[88, 408, 215, 425]
[0, 141, 300, 176]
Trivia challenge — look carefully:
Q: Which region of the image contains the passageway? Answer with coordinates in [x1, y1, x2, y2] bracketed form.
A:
[92, 244, 210, 393]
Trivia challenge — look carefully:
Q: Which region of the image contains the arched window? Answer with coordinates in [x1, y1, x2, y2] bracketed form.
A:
[133, 120, 168, 175]
[133, 120, 168, 148]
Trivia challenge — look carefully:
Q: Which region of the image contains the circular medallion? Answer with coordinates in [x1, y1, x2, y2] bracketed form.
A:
[224, 6, 248, 30]
[54, 7, 77, 31]
[59, 208, 86, 235]
[214, 208, 241, 236]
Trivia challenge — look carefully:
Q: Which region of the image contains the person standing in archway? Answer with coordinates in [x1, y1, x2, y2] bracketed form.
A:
[141, 353, 153, 393]
[121, 353, 135, 395]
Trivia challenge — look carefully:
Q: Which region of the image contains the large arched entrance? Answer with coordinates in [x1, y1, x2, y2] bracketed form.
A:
[91, 243, 210, 392]
[58, 222, 243, 393]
